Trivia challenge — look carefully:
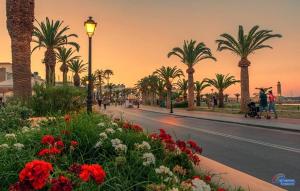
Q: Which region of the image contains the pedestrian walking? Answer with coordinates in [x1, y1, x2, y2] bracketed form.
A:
[97, 98, 102, 108]
[258, 88, 269, 119]
[268, 90, 278, 119]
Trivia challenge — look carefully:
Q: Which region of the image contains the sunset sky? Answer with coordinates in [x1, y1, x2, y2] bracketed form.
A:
[0, 0, 299, 96]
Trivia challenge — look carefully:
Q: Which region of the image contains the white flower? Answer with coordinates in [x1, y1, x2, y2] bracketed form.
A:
[21, 126, 30, 133]
[111, 122, 118, 127]
[97, 122, 105, 127]
[142, 153, 155, 166]
[192, 179, 211, 191]
[5, 133, 16, 139]
[155, 165, 173, 176]
[168, 188, 179, 191]
[13, 143, 24, 150]
[94, 141, 102, 148]
[99, 132, 108, 140]
[117, 128, 123, 132]
[111, 138, 122, 147]
[105, 128, 115, 134]
[0, 144, 10, 149]
[114, 144, 127, 153]
[135, 141, 151, 151]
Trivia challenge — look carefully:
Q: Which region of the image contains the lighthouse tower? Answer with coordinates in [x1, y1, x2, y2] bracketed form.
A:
[277, 81, 282, 103]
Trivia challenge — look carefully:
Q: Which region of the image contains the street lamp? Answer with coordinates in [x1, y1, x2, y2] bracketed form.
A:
[169, 79, 173, 114]
[84, 16, 97, 113]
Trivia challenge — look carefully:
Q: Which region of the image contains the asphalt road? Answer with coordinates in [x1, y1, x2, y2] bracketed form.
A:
[106, 106, 300, 191]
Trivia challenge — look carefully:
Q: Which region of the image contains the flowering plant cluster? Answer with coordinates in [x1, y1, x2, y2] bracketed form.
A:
[150, 129, 202, 165]
[0, 113, 236, 191]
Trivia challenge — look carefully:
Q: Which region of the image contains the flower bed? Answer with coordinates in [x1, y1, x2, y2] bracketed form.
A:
[0, 113, 243, 191]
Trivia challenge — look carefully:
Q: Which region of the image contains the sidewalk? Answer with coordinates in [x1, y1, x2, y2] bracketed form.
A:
[138, 105, 300, 132]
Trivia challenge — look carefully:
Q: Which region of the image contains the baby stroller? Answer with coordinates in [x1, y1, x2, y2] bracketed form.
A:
[244, 102, 260, 118]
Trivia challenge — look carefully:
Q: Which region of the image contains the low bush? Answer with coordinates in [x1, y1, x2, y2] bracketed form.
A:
[0, 104, 32, 132]
[173, 101, 188, 108]
[0, 112, 242, 191]
[29, 84, 86, 116]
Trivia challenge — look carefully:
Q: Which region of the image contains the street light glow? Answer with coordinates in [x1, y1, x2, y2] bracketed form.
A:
[84, 16, 97, 37]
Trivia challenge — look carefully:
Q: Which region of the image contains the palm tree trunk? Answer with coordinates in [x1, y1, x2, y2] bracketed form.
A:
[196, 91, 201, 106]
[6, 0, 34, 99]
[183, 91, 187, 102]
[166, 88, 171, 109]
[45, 48, 56, 85]
[99, 77, 102, 98]
[218, 91, 224, 108]
[74, 73, 80, 87]
[60, 62, 68, 85]
[239, 58, 251, 112]
[187, 67, 195, 110]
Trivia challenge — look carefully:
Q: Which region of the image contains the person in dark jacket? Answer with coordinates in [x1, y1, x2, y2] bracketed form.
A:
[258, 89, 269, 118]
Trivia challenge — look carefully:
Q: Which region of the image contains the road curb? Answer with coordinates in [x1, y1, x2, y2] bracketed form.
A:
[138, 108, 300, 133]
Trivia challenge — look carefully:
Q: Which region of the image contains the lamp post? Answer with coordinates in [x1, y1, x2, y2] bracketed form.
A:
[84, 17, 97, 113]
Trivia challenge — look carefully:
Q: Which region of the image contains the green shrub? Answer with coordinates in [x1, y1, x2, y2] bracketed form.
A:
[173, 101, 188, 108]
[0, 104, 32, 132]
[29, 84, 86, 116]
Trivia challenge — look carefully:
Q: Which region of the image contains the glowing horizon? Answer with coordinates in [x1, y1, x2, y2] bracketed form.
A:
[0, 0, 299, 96]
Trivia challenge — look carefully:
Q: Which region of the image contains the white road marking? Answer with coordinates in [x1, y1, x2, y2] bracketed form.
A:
[112, 109, 300, 154]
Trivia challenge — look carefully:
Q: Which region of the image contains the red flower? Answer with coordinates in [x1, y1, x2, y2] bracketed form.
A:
[68, 163, 82, 175]
[9, 181, 33, 191]
[79, 164, 106, 184]
[204, 175, 211, 183]
[55, 140, 64, 149]
[149, 133, 159, 140]
[132, 124, 143, 132]
[38, 147, 61, 156]
[50, 176, 73, 191]
[122, 123, 131, 129]
[187, 140, 198, 148]
[71, 140, 78, 147]
[19, 160, 53, 190]
[217, 188, 226, 191]
[192, 176, 201, 180]
[64, 114, 71, 123]
[41, 135, 55, 145]
[159, 129, 166, 134]
[190, 154, 201, 165]
[176, 140, 186, 149]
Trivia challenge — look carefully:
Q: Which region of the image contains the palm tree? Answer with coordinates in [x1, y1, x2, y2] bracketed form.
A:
[56, 47, 79, 84]
[154, 66, 184, 109]
[204, 74, 240, 108]
[216, 25, 282, 112]
[156, 79, 165, 106]
[194, 80, 210, 106]
[104, 69, 113, 84]
[168, 40, 216, 110]
[224, 94, 229, 102]
[68, 59, 86, 87]
[32, 17, 80, 85]
[6, 0, 34, 98]
[105, 83, 115, 100]
[176, 79, 188, 102]
[95, 69, 105, 98]
[234, 93, 240, 103]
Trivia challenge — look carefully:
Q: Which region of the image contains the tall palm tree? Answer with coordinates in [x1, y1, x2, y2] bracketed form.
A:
[216, 25, 282, 112]
[154, 66, 184, 109]
[68, 59, 86, 87]
[105, 83, 115, 100]
[204, 74, 240, 108]
[234, 93, 240, 103]
[32, 17, 80, 85]
[104, 69, 113, 84]
[168, 40, 216, 110]
[176, 79, 188, 102]
[156, 79, 165, 106]
[194, 80, 210, 106]
[56, 47, 79, 84]
[6, 0, 34, 98]
[95, 69, 105, 98]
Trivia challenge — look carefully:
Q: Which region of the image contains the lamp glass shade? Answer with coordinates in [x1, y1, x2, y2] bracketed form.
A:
[84, 17, 97, 37]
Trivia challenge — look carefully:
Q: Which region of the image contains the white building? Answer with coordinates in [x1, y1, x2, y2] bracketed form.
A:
[0, 62, 44, 100]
